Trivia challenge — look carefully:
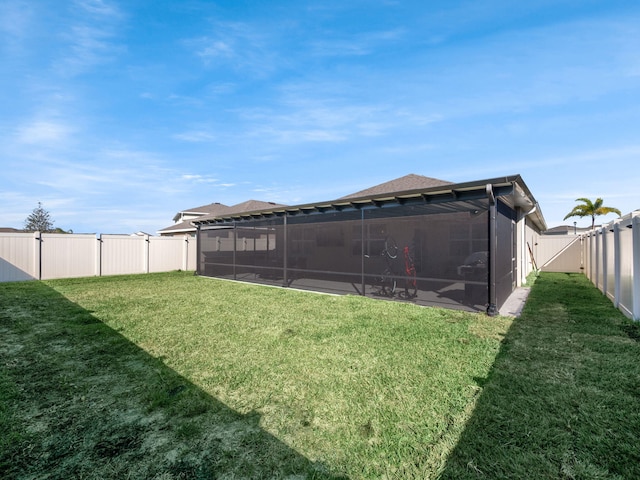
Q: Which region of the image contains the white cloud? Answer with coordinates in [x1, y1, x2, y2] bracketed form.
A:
[186, 21, 278, 76]
[51, 0, 124, 76]
[180, 174, 235, 187]
[74, 0, 122, 18]
[308, 28, 405, 57]
[0, 0, 33, 53]
[173, 130, 217, 143]
[15, 120, 75, 145]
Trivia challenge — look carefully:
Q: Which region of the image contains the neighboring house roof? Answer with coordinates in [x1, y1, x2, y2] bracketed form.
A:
[158, 221, 196, 234]
[197, 200, 288, 222]
[172, 202, 231, 222]
[159, 202, 233, 235]
[159, 200, 288, 235]
[340, 173, 452, 199]
[0, 227, 22, 233]
[544, 225, 592, 235]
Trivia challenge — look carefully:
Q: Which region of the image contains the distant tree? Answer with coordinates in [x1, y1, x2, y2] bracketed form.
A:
[563, 197, 622, 230]
[24, 202, 55, 233]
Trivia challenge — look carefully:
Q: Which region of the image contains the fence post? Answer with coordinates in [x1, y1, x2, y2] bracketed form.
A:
[183, 234, 189, 271]
[601, 227, 608, 295]
[594, 230, 600, 290]
[588, 232, 596, 283]
[633, 215, 640, 321]
[96, 234, 101, 277]
[33, 231, 42, 280]
[144, 234, 150, 274]
[613, 221, 621, 308]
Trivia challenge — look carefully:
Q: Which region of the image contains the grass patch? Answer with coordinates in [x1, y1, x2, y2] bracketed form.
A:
[441, 272, 640, 479]
[0, 272, 509, 478]
[1, 271, 638, 478]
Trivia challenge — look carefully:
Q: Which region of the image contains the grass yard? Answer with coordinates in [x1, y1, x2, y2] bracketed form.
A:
[1, 271, 639, 478]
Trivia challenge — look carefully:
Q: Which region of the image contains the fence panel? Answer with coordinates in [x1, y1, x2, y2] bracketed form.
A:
[605, 228, 616, 301]
[537, 235, 582, 273]
[583, 211, 639, 321]
[149, 236, 185, 273]
[619, 224, 633, 317]
[0, 232, 197, 282]
[100, 235, 146, 276]
[0, 233, 36, 282]
[41, 234, 97, 280]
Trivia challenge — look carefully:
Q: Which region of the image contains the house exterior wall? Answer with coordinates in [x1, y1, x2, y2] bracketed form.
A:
[516, 214, 542, 285]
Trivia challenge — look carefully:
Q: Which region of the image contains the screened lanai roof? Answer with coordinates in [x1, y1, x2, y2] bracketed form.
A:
[193, 174, 547, 231]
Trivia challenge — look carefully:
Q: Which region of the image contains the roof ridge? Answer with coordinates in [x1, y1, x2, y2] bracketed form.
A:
[340, 173, 453, 199]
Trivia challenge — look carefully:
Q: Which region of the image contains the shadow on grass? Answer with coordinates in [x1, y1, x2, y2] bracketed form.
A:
[0, 281, 345, 479]
[439, 273, 640, 479]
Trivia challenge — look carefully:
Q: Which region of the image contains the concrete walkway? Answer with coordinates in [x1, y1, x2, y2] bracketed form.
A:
[499, 287, 531, 317]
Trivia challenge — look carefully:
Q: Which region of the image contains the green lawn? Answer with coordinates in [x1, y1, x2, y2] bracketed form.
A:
[1, 272, 638, 479]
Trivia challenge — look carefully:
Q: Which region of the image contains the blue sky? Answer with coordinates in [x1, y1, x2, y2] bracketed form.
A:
[1, 0, 638, 234]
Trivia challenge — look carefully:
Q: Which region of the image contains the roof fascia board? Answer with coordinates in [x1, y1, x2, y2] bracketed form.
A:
[193, 174, 546, 227]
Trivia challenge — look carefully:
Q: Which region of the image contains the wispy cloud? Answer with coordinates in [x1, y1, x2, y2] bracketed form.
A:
[308, 28, 405, 57]
[74, 0, 121, 18]
[54, 0, 124, 76]
[173, 130, 217, 143]
[180, 174, 236, 188]
[186, 21, 278, 76]
[15, 119, 76, 145]
[232, 83, 429, 145]
[0, 0, 33, 54]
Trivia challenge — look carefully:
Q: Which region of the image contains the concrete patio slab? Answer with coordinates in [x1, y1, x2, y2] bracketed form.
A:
[499, 287, 531, 317]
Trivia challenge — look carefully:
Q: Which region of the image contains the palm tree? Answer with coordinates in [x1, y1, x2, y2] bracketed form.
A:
[563, 198, 622, 230]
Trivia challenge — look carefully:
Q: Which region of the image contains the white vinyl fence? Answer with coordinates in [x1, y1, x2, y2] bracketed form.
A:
[535, 235, 583, 273]
[0, 232, 196, 282]
[582, 211, 640, 321]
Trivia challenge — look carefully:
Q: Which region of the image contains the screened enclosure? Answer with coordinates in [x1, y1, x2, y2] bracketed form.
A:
[195, 178, 534, 314]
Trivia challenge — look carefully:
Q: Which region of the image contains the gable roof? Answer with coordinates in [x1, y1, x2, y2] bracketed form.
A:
[172, 202, 231, 222]
[197, 200, 288, 222]
[157, 220, 197, 235]
[340, 174, 453, 199]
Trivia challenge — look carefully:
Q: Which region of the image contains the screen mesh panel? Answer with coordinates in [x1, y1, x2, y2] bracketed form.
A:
[197, 198, 512, 313]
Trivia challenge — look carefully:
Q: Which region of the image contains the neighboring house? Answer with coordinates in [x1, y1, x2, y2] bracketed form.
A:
[0, 228, 22, 233]
[543, 225, 592, 236]
[158, 201, 287, 236]
[192, 173, 547, 316]
[158, 202, 232, 236]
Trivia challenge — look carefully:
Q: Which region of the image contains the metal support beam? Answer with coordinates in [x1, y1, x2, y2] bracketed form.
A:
[487, 184, 498, 316]
[283, 216, 288, 287]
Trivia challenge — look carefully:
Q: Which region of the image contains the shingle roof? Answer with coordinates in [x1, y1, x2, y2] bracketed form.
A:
[197, 200, 288, 222]
[172, 202, 231, 222]
[340, 174, 453, 199]
[157, 220, 197, 234]
[183, 202, 230, 214]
